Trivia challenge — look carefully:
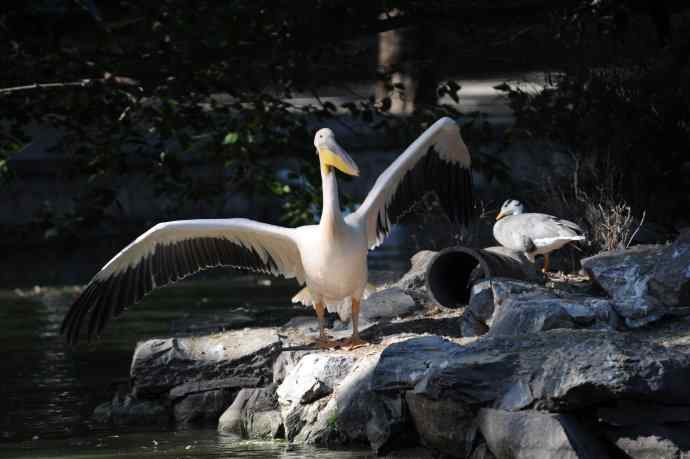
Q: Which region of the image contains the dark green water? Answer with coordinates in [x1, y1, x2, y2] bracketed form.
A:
[0, 240, 413, 458]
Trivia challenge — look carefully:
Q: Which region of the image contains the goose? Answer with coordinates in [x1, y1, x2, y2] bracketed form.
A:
[61, 117, 474, 348]
[493, 199, 585, 272]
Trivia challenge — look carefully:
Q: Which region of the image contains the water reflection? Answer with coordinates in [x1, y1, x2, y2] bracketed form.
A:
[1, 430, 377, 458]
[0, 277, 312, 444]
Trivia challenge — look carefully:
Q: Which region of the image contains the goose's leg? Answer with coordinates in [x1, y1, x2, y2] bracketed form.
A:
[314, 302, 336, 348]
[342, 297, 367, 349]
[542, 253, 551, 273]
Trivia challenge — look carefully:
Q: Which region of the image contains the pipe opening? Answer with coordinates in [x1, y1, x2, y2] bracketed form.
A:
[426, 249, 483, 308]
[425, 246, 542, 309]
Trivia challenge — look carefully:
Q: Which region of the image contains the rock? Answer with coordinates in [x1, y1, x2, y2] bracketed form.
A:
[362, 287, 418, 321]
[361, 313, 464, 342]
[130, 327, 281, 397]
[169, 376, 261, 399]
[373, 331, 690, 413]
[603, 424, 690, 459]
[405, 392, 476, 458]
[557, 301, 596, 325]
[217, 389, 250, 436]
[597, 401, 690, 427]
[218, 385, 283, 439]
[305, 350, 414, 454]
[487, 296, 576, 336]
[490, 279, 550, 304]
[461, 310, 489, 337]
[486, 279, 577, 336]
[469, 280, 495, 321]
[273, 350, 312, 384]
[276, 352, 357, 441]
[280, 316, 321, 334]
[372, 335, 462, 394]
[649, 232, 690, 308]
[274, 339, 417, 453]
[320, 352, 405, 451]
[582, 234, 690, 329]
[92, 392, 170, 427]
[395, 250, 436, 291]
[173, 388, 236, 425]
[478, 408, 610, 459]
[465, 278, 621, 335]
[469, 442, 497, 459]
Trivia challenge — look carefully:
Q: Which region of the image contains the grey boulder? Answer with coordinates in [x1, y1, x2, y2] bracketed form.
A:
[362, 287, 418, 321]
[581, 232, 690, 328]
[173, 388, 236, 425]
[276, 352, 357, 441]
[478, 408, 610, 459]
[395, 250, 436, 291]
[218, 385, 283, 439]
[603, 424, 690, 459]
[463, 278, 619, 337]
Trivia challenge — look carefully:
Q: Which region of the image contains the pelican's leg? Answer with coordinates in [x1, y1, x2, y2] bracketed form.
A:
[313, 302, 337, 348]
[542, 253, 550, 273]
[342, 297, 367, 349]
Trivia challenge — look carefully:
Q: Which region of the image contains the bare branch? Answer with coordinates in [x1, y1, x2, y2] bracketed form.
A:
[626, 210, 647, 249]
[0, 74, 142, 96]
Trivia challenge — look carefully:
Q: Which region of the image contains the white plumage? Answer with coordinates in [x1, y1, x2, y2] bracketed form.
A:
[62, 117, 473, 347]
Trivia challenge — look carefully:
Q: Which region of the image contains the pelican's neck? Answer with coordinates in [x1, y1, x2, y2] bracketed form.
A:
[320, 165, 343, 232]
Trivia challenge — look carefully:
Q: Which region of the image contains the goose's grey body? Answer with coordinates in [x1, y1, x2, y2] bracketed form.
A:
[493, 200, 584, 269]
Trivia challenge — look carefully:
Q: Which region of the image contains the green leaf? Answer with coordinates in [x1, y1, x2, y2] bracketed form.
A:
[223, 132, 240, 144]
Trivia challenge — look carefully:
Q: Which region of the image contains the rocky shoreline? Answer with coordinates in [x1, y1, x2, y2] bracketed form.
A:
[94, 232, 690, 458]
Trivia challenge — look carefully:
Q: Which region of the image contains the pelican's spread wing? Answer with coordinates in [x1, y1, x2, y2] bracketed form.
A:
[61, 218, 303, 343]
[347, 117, 474, 248]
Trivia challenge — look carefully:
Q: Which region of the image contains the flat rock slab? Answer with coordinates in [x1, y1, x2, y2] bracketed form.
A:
[169, 376, 261, 399]
[131, 327, 281, 397]
[362, 287, 418, 321]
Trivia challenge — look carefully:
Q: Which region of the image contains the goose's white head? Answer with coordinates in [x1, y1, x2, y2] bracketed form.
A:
[314, 128, 359, 176]
[496, 199, 525, 221]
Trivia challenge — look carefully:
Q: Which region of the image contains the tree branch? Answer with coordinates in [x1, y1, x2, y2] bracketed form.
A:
[0, 73, 141, 96]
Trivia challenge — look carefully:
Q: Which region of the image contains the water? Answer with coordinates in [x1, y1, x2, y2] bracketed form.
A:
[2, 431, 379, 458]
[0, 235, 417, 458]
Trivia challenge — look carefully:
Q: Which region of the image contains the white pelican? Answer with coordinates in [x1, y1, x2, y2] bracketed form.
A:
[493, 199, 585, 272]
[61, 117, 473, 348]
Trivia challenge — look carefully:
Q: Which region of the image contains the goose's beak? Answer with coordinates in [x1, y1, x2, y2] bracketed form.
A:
[495, 211, 507, 221]
[318, 140, 359, 176]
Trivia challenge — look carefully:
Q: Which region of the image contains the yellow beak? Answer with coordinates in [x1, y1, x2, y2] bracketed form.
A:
[319, 147, 359, 176]
[496, 211, 507, 221]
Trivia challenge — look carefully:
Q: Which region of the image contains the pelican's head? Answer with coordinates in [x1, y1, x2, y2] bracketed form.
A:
[496, 199, 525, 221]
[314, 128, 359, 176]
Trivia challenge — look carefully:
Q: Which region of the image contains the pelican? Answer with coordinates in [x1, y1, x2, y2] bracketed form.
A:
[493, 199, 585, 272]
[61, 117, 473, 348]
